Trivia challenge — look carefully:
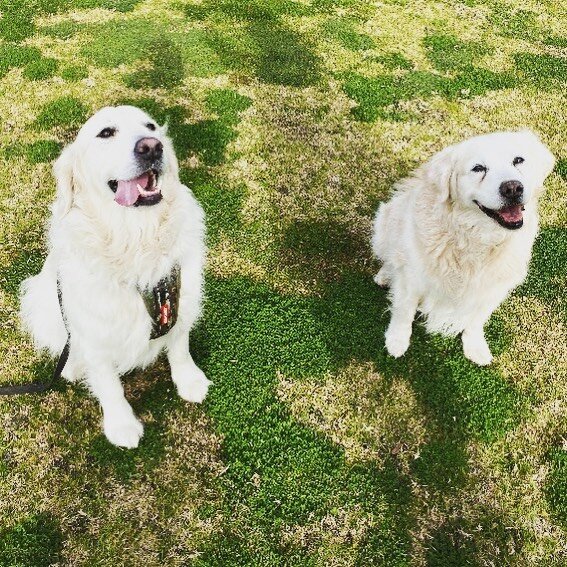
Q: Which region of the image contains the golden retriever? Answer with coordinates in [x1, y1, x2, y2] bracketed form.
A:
[20, 106, 210, 448]
[372, 131, 555, 365]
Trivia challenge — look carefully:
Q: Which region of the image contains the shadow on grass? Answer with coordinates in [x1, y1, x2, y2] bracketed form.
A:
[0, 44, 58, 81]
[184, 0, 321, 87]
[1, 140, 61, 164]
[124, 37, 185, 90]
[342, 65, 518, 122]
[191, 275, 413, 564]
[343, 27, 567, 122]
[0, 249, 44, 299]
[34, 96, 89, 134]
[544, 446, 567, 529]
[425, 510, 523, 566]
[36, 1, 322, 88]
[0, 0, 141, 43]
[517, 227, 567, 317]
[279, 219, 372, 284]
[0, 512, 63, 567]
[190, 264, 526, 564]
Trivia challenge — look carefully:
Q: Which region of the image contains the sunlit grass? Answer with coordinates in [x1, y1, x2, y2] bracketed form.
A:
[0, 0, 565, 564]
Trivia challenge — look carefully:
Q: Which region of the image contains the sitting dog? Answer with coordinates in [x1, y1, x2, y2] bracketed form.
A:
[20, 106, 210, 447]
[372, 131, 555, 365]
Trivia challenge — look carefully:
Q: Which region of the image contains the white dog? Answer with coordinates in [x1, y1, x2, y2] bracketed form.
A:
[372, 131, 555, 365]
[20, 106, 210, 448]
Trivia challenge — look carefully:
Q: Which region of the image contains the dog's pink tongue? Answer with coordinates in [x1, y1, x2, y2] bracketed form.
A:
[114, 172, 149, 206]
[498, 204, 523, 223]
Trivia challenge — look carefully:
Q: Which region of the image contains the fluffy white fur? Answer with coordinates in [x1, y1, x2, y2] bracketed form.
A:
[372, 130, 555, 365]
[20, 106, 209, 448]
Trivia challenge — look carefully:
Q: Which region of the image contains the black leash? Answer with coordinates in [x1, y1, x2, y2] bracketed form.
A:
[0, 282, 69, 396]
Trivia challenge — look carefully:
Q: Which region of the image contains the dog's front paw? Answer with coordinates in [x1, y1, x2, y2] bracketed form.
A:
[462, 333, 493, 366]
[385, 328, 411, 358]
[103, 412, 144, 449]
[174, 365, 211, 403]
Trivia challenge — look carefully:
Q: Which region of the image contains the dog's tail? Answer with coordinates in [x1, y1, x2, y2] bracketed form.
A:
[20, 253, 67, 357]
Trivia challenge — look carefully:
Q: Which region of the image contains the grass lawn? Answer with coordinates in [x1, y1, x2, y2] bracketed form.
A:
[0, 0, 566, 564]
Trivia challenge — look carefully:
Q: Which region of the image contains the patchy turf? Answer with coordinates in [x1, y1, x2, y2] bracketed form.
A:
[0, 512, 63, 567]
[35, 96, 90, 131]
[0, 0, 566, 565]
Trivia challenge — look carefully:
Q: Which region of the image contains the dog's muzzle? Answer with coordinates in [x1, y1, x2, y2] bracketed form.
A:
[108, 168, 163, 207]
[473, 200, 525, 230]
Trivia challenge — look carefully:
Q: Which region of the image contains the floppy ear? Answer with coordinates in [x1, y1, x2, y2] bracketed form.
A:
[160, 124, 180, 180]
[423, 144, 457, 203]
[51, 144, 75, 218]
[521, 129, 555, 185]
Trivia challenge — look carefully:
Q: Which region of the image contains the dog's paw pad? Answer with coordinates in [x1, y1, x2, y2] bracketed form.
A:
[104, 415, 144, 449]
[385, 332, 410, 358]
[175, 367, 211, 403]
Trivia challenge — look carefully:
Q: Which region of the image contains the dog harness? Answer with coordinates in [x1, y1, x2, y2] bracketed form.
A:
[140, 266, 181, 339]
[0, 267, 181, 396]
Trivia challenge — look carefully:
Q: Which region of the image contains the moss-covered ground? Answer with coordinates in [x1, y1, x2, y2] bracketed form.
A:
[0, 0, 565, 564]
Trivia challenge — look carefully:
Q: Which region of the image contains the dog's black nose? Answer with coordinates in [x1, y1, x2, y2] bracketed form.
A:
[499, 180, 523, 200]
[134, 137, 163, 162]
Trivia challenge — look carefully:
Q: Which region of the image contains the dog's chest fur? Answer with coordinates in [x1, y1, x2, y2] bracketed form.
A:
[59, 201, 189, 288]
[47, 193, 204, 373]
[416, 204, 537, 333]
[422, 217, 533, 292]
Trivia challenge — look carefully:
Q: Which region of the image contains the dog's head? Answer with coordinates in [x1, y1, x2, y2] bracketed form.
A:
[426, 130, 555, 230]
[53, 106, 179, 215]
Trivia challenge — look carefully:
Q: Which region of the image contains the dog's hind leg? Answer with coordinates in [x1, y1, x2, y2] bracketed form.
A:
[384, 278, 418, 358]
[20, 253, 67, 356]
[373, 265, 391, 288]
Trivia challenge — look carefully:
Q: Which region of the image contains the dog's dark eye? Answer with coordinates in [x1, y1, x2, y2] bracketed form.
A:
[146, 123, 156, 131]
[97, 127, 116, 139]
[471, 164, 487, 173]
[513, 156, 524, 166]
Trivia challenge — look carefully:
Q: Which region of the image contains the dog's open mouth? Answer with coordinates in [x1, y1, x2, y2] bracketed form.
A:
[474, 200, 525, 230]
[108, 169, 162, 207]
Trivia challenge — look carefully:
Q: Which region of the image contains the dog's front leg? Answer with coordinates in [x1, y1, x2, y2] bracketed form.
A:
[462, 322, 492, 366]
[167, 332, 210, 403]
[461, 298, 501, 366]
[85, 362, 144, 448]
[385, 280, 418, 358]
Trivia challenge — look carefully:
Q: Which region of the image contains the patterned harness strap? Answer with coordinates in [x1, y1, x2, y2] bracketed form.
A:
[139, 266, 181, 340]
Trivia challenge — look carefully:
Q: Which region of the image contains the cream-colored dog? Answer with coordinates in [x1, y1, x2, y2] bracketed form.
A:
[20, 106, 209, 448]
[372, 131, 555, 365]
